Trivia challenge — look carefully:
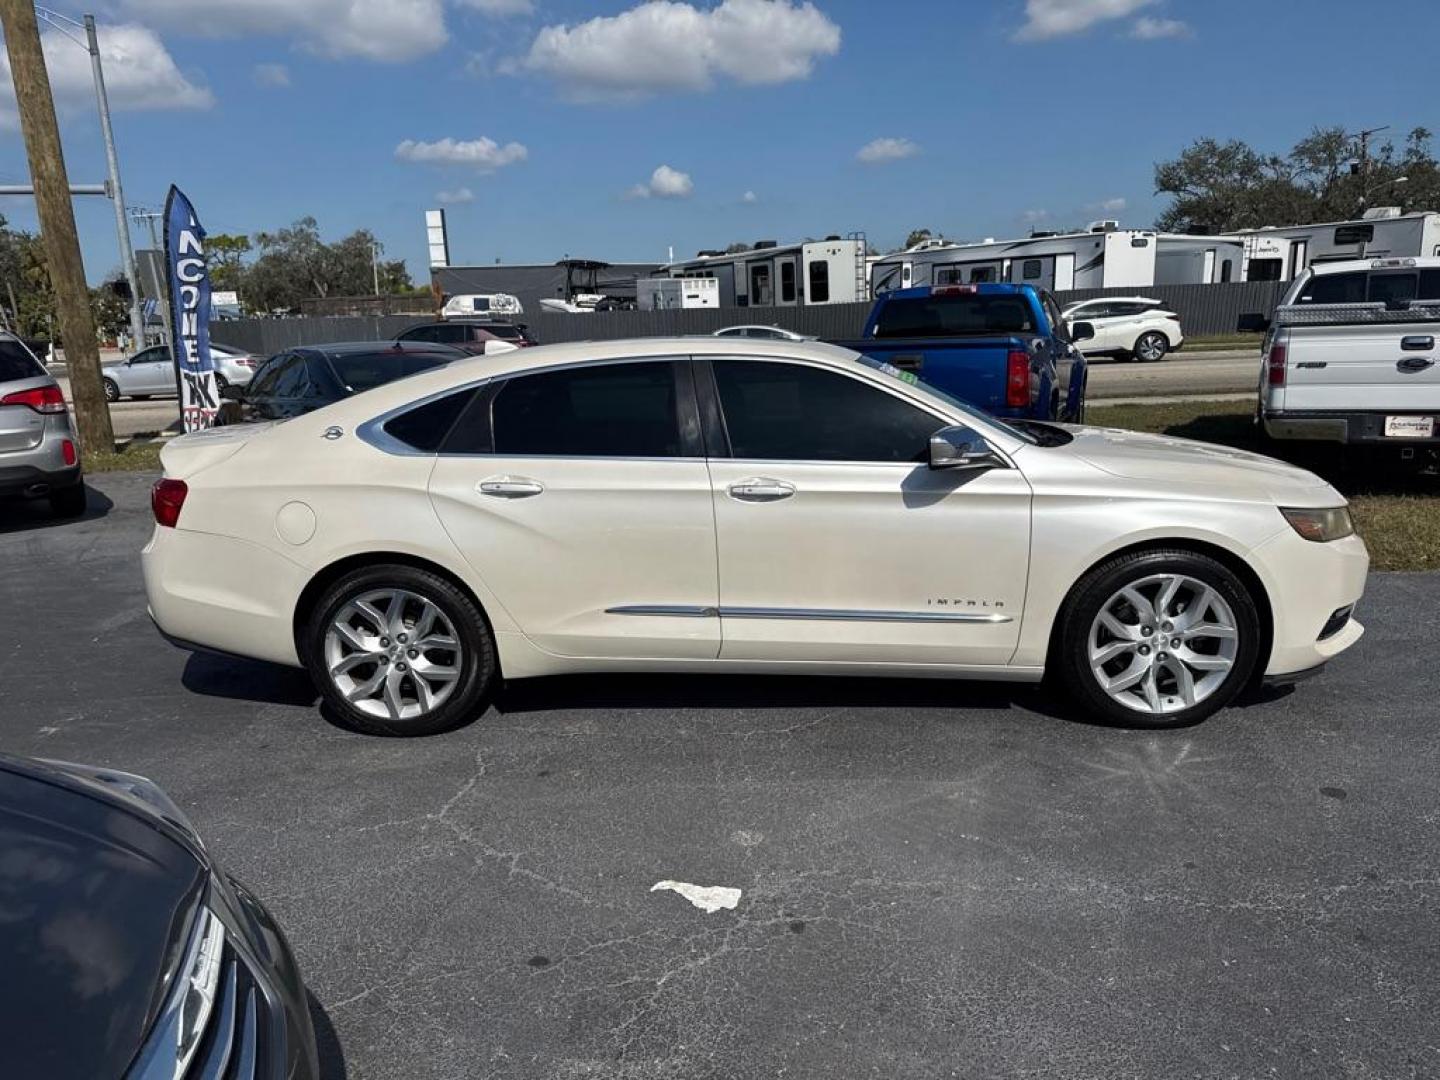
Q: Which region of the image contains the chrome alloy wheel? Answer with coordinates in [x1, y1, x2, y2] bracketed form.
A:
[1087, 573, 1239, 716]
[323, 589, 463, 722]
[1135, 333, 1167, 361]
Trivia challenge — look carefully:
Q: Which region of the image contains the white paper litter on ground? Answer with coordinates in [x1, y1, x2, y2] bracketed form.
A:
[650, 880, 742, 913]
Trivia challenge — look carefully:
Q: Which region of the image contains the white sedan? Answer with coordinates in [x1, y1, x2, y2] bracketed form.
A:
[143, 338, 1367, 736]
[1062, 296, 1184, 361]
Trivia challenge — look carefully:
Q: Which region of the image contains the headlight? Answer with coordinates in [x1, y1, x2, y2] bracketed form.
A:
[1280, 505, 1355, 543]
[130, 906, 226, 1080]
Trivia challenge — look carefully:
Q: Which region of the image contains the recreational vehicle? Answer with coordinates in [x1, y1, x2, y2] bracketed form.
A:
[869, 224, 1160, 295]
[1153, 234, 1243, 285]
[637, 276, 720, 310]
[1237, 209, 1440, 282]
[653, 236, 868, 308]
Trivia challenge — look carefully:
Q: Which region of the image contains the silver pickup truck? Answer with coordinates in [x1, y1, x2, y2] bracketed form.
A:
[1260, 257, 1440, 463]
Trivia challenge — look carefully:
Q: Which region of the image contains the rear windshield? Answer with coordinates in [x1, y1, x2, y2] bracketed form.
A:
[328, 351, 450, 393]
[1294, 267, 1440, 305]
[874, 294, 1036, 338]
[0, 340, 44, 382]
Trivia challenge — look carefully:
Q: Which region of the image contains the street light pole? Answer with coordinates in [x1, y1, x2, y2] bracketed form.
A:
[81, 13, 144, 351]
[372, 240, 381, 296]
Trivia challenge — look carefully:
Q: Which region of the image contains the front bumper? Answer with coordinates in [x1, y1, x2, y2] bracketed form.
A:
[1251, 527, 1369, 678]
[1263, 409, 1440, 445]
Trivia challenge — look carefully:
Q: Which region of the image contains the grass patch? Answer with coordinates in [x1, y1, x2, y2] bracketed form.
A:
[85, 440, 164, 473]
[1183, 333, 1266, 352]
[1088, 401, 1440, 572]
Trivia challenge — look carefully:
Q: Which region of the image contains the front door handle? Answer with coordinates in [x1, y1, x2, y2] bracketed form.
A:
[478, 476, 544, 498]
[727, 478, 795, 502]
[1397, 356, 1435, 374]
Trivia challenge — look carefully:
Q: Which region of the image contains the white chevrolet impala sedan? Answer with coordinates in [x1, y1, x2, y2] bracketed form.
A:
[142, 338, 1368, 735]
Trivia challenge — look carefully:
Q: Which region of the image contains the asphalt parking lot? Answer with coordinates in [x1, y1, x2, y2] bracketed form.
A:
[3, 473, 1438, 1080]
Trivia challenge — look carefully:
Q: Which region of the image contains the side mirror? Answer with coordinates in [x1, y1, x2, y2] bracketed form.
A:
[218, 382, 244, 402]
[1236, 312, 1271, 333]
[929, 426, 1006, 471]
[1070, 320, 1095, 342]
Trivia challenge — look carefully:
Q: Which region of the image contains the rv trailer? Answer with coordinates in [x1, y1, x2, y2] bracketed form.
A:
[653, 235, 868, 308]
[637, 276, 720, 310]
[1236, 209, 1440, 282]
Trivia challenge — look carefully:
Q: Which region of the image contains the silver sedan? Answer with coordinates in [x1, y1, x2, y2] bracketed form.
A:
[102, 344, 260, 402]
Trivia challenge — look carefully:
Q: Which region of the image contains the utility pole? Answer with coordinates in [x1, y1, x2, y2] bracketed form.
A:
[1350, 125, 1390, 213]
[83, 13, 145, 351]
[132, 208, 175, 359]
[371, 240, 381, 296]
[0, 0, 114, 456]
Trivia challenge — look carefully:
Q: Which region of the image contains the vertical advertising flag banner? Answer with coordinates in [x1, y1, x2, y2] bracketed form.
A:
[163, 185, 217, 432]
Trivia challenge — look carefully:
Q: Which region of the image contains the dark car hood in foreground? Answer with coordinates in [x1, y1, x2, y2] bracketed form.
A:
[0, 761, 206, 1080]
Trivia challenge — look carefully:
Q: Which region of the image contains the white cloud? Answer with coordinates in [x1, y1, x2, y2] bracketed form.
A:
[395, 136, 529, 171]
[1, 23, 212, 128]
[1014, 0, 1155, 41]
[119, 0, 448, 62]
[856, 137, 920, 165]
[456, 0, 535, 13]
[1130, 15, 1191, 38]
[252, 62, 291, 87]
[516, 0, 841, 101]
[1088, 196, 1128, 212]
[1021, 208, 1050, 224]
[436, 187, 476, 204]
[742, 190, 759, 203]
[627, 164, 694, 199]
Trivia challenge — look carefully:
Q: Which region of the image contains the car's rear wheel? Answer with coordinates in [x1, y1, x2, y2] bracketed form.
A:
[1134, 331, 1169, 362]
[1055, 549, 1261, 727]
[103, 378, 120, 403]
[48, 480, 87, 518]
[214, 374, 229, 393]
[304, 565, 497, 736]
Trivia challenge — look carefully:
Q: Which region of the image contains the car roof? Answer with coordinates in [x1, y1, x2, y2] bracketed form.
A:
[1306, 256, 1440, 275]
[291, 340, 463, 359]
[1064, 296, 1162, 306]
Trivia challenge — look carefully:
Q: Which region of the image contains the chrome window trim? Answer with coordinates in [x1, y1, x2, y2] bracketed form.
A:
[606, 605, 1011, 624]
[607, 604, 718, 618]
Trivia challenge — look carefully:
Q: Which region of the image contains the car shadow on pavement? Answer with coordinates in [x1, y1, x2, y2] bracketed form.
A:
[309, 994, 349, 1080]
[180, 651, 319, 707]
[0, 484, 113, 535]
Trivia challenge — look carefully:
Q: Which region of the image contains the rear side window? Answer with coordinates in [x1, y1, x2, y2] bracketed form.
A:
[713, 359, 940, 463]
[384, 389, 476, 452]
[0, 340, 44, 382]
[874, 294, 1036, 338]
[490, 362, 681, 457]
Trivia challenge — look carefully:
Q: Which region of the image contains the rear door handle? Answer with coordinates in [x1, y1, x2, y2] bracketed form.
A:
[1401, 335, 1434, 351]
[727, 478, 795, 502]
[478, 476, 544, 498]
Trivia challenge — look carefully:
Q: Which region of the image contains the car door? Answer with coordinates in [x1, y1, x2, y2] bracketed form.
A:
[427, 357, 721, 660]
[701, 356, 1032, 667]
[129, 346, 174, 394]
[1070, 303, 1115, 351]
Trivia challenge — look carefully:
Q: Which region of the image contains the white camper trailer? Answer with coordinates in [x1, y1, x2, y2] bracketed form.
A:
[1237, 210, 1440, 282]
[654, 235, 868, 308]
[637, 276, 720, 310]
[869, 223, 1159, 296]
[1153, 234, 1244, 285]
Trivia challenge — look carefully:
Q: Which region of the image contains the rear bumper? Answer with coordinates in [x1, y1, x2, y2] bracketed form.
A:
[0, 461, 82, 498]
[1262, 409, 1440, 445]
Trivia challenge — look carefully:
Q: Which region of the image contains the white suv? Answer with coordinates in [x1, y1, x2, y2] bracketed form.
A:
[143, 338, 1366, 736]
[1062, 297, 1184, 361]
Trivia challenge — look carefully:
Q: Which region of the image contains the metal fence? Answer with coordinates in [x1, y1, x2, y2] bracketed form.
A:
[209, 280, 1288, 356]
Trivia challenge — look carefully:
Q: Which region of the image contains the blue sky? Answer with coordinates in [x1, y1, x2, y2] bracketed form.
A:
[1, 0, 1436, 285]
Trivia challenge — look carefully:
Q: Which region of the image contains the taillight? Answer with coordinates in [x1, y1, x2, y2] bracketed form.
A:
[236, 357, 257, 368]
[1266, 334, 1288, 388]
[933, 284, 977, 295]
[1, 384, 66, 414]
[1006, 350, 1031, 408]
[151, 478, 188, 528]
[61, 439, 77, 466]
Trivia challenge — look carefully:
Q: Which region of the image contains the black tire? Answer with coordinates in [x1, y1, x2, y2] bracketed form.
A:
[48, 480, 87, 519]
[1054, 548, 1261, 728]
[303, 564, 497, 736]
[1134, 331, 1169, 363]
[214, 374, 229, 393]
[103, 378, 120, 403]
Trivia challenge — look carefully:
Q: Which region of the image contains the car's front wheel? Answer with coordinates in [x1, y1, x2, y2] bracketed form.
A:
[1133, 331, 1169, 362]
[103, 377, 120, 403]
[304, 565, 497, 736]
[1055, 549, 1261, 727]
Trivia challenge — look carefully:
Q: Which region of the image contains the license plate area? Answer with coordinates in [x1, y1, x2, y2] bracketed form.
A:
[1384, 415, 1436, 438]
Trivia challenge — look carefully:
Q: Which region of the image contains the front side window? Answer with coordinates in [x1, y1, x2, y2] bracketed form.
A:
[809, 259, 830, 302]
[270, 355, 315, 399]
[249, 355, 295, 396]
[399, 325, 437, 343]
[491, 361, 681, 457]
[712, 359, 941, 463]
[1041, 294, 1072, 343]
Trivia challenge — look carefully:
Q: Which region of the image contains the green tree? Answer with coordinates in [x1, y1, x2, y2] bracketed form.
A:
[206, 232, 252, 293]
[903, 228, 934, 248]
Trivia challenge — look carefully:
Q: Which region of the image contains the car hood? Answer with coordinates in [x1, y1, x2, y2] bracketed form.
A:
[0, 763, 206, 1080]
[1058, 424, 1340, 504]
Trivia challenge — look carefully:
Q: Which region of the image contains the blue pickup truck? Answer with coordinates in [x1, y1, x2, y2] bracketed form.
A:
[836, 283, 1091, 422]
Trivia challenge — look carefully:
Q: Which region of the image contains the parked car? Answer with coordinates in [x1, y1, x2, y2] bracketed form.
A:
[396, 319, 536, 356]
[835, 283, 1089, 421]
[144, 337, 1366, 736]
[0, 752, 319, 1079]
[714, 325, 817, 341]
[102, 343, 262, 402]
[1061, 296, 1184, 361]
[0, 331, 86, 517]
[216, 341, 460, 425]
[1259, 257, 1440, 466]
